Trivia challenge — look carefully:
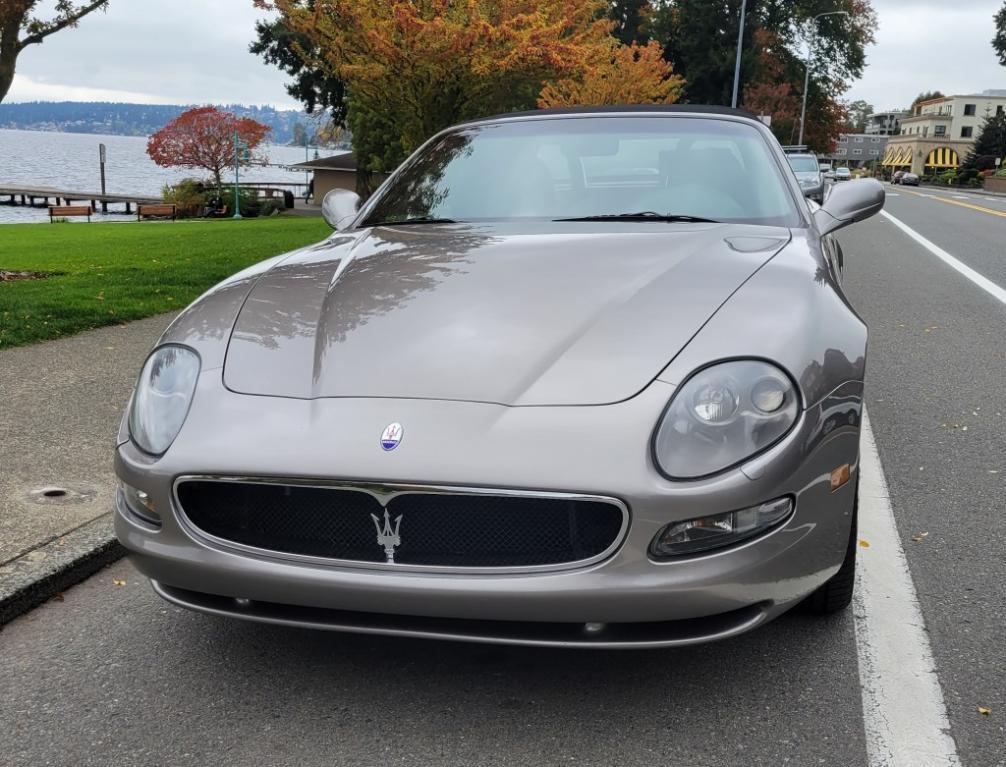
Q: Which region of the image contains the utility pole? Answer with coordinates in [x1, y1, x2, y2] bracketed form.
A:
[731, 0, 748, 109]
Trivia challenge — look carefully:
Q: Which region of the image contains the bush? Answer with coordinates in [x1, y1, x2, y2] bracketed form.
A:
[957, 168, 979, 185]
[162, 178, 209, 218]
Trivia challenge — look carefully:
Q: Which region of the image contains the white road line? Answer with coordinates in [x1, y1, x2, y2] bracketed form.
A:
[881, 210, 1006, 306]
[886, 192, 901, 197]
[952, 195, 968, 200]
[855, 411, 961, 767]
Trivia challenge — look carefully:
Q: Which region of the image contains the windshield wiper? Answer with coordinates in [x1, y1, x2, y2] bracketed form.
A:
[366, 216, 458, 227]
[555, 212, 720, 223]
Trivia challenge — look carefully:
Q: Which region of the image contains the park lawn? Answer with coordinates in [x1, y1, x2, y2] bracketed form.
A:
[0, 216, 330, 349]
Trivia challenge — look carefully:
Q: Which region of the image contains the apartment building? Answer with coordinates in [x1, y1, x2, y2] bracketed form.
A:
[882, 90, 1006, 174]
[821, 133, 890, 168]
[864, 110, 907, 136]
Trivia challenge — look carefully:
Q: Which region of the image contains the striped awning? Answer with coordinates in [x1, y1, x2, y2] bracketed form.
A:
[882, 145, 913, 167]
[925, 146, 959, 168]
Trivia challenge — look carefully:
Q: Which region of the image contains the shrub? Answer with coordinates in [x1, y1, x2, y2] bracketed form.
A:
[162, 178, 210, 218]
[957, 168, 979, 185]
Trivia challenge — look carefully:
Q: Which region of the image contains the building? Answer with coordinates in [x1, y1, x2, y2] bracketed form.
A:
[820, 133, 890, 168]
[882, 90, 1006, 175]
[291, 152, 390, 200]
[864, 110, 907, 136]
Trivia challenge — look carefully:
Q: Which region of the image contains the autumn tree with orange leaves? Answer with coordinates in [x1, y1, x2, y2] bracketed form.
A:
[256, 0, 682, 181]
[147, 107, 271, 188]
[539, 39, 682, 108]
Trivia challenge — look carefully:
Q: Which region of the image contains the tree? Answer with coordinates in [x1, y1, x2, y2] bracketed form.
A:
[249, 4, 347, 125]
[258, 0, 632, 175]
[994, 2, 1006, 66]
[0, 1, 109, 103]
[963, 112, 1006, 170]
[650, 0, 876, 152]
[146, 107, 271, 188]
[910, 90, 944, 109]
[539, 40, 683, 108]
[608, 0, 652, 45]
[846, 99, 873, 132]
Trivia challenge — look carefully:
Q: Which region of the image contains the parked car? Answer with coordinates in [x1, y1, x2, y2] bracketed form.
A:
[892, 170, 905, 185]
[834, 167, 852, 181]
[115, 106, 885, 648]
[900, 172, 920, 186]
[786, 152, 825, 204]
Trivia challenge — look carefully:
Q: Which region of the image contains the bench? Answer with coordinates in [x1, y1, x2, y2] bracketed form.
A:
[49, 205, 91, 223]
[137, 203, 177, 221]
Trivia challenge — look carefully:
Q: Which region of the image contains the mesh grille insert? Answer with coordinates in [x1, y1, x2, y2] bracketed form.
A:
[176, 480, 625, 568]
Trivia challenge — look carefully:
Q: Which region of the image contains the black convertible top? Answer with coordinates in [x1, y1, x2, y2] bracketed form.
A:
[470, 104, 762, 124]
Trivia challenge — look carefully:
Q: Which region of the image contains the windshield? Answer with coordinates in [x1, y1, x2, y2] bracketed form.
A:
[361, 117, 802, 227]
[787, 155, 819, 172]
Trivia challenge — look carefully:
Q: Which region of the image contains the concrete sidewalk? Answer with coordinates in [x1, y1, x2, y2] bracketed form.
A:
[0, 313, 177, 623]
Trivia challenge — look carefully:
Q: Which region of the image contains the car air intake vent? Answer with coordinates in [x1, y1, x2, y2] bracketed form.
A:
[176, 480, 626, 570]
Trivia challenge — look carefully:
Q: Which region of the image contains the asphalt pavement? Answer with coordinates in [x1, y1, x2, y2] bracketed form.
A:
[1, 184, 1004, 767]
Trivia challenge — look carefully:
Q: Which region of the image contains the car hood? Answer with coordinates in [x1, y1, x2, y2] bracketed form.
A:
[794, 171, 821, 182]
[223, 222, 790, 406]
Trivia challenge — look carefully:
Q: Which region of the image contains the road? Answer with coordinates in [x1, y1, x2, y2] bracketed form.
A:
[1, 184, 1004, 767]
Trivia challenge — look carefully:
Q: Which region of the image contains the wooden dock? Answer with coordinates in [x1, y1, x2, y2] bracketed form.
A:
[0, 185, 161, 214]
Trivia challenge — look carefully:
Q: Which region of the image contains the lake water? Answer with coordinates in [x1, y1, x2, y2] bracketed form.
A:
[0, 129, 344, 223]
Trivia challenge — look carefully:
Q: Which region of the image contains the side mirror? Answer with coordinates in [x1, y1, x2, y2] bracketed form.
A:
[814, 178, 885, 236]
[322, 189, 361, 231]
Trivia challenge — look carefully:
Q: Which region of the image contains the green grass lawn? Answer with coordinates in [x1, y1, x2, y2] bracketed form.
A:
[0, 217, 330, 348]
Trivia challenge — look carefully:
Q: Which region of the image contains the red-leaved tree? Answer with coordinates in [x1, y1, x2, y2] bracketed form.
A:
[147, 107, 270, 187]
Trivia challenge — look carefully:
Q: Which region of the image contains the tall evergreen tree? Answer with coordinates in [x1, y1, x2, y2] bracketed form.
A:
[964, 112, 1006, 170]
[608, 0, 652, 45]
[250, 2, 347, 125]
[994, 2, 1006, 66]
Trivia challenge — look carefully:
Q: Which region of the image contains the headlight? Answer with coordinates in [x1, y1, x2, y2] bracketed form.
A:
[653, 360, 799, 479]
[128, 345, 200, 455]
[650, 497, 794, 557]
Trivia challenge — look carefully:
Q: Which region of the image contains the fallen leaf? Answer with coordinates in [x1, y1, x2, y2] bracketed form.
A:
[859, 539, 870, 548]
[52, 593, 65, 602]
[112, 579, 127, 587]
[912, 532, 929, 543]
[978, 706, 991, 716]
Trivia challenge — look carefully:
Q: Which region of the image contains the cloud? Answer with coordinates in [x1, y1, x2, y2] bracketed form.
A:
[846, 0, 1004, 109]
[9, 0, 299, 108]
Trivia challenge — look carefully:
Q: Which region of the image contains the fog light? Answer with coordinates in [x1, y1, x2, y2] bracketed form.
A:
[118, 482, 161, 525]
[649, 497, 793, 558]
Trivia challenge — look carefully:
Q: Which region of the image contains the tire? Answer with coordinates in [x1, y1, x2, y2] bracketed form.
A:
[805, 485, 858, 615]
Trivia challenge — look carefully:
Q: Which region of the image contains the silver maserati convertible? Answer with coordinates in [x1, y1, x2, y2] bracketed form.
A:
[115, 106, 884, 648]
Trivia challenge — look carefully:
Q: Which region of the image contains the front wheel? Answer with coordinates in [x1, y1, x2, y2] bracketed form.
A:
[804, 486, 857, 615]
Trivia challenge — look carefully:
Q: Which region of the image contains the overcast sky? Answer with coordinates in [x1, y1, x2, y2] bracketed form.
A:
[6, 0, 1006, 112]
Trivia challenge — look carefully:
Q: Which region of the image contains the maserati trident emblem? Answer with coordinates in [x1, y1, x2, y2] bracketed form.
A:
[371, 508, 403, 563]
[380, 422, 403, 451]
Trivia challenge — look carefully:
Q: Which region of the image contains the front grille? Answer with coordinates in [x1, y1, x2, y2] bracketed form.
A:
[176, 480, 626, 569]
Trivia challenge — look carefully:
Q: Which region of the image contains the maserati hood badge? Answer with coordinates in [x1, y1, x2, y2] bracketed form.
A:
[380, 422, 403, 451]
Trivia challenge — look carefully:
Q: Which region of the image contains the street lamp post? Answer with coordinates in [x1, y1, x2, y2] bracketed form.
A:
[232, 130, 250, 220]
[798, 11, 849, 146]
[731, 0, 748, 109]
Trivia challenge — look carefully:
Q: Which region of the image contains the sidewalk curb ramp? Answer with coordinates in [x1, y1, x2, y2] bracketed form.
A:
[0, 514, 124, 626]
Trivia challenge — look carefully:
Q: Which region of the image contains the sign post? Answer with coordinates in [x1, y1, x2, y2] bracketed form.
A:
[99, 143, 107, 213]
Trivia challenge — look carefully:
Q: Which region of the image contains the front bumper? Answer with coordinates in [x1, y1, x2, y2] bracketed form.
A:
[115, 374, 861, 647]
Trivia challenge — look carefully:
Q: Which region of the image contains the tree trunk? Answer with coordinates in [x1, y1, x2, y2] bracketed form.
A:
[0, 16, 23, 104]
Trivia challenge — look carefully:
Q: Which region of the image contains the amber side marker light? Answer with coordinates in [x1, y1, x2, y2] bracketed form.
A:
[830, 464, 851, 491]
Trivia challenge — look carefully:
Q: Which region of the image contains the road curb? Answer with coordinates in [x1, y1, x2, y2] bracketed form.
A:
[0, 513, 124, 626]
